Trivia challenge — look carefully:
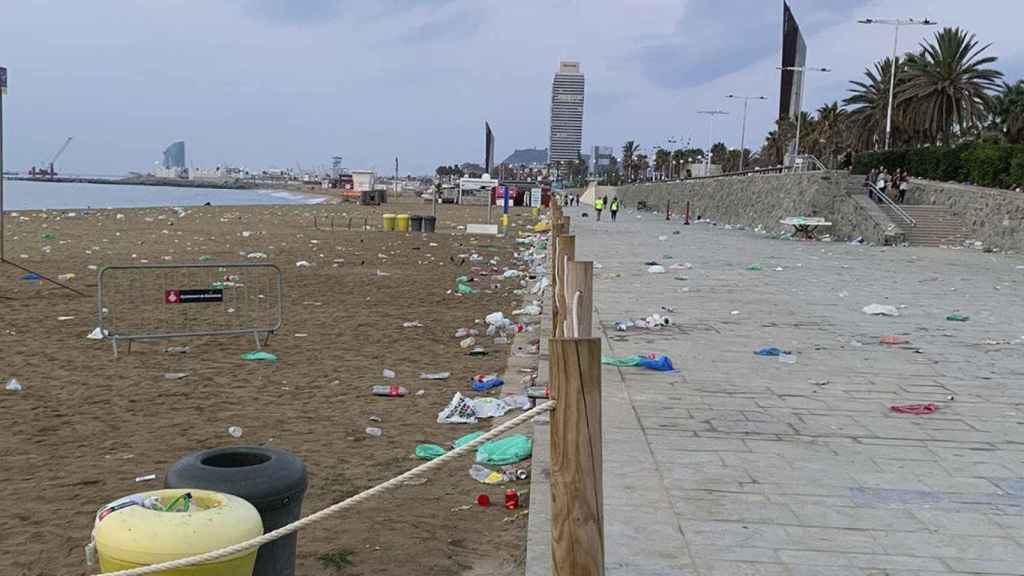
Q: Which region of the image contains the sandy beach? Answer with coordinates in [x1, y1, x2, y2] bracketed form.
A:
[0, 200, 538, 575]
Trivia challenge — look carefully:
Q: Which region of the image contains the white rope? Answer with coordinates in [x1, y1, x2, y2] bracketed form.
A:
[571, 289, 582, 338]
[92, 401, 556, 576]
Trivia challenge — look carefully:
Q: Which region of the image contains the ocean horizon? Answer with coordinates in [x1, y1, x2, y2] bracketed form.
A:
[1, 179, 326, 211]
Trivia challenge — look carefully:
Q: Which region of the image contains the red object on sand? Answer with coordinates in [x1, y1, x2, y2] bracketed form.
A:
[879, 335, 910, 345]
[890, 403, 938, 415]
[477, 494, 490, 507]
[505, 489, 519, 510]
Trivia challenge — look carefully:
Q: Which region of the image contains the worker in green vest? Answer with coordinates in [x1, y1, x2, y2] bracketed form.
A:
[610, 196, 620, 221]
[594, 196, 605, 221]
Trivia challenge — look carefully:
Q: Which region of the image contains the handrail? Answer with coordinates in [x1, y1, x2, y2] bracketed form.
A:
[799, 154, 828, 172]
[867, 182, 915, 226]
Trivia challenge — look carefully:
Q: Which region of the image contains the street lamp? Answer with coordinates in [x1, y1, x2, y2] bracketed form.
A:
[858, 17, 937, 150]
[697, 110, 728, 176]
[777, 66, 831, 164]
[726, 94, 767, 172]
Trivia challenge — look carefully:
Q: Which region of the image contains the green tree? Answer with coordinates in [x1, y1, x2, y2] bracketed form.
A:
[709, 142, 729, 168]
[813, 102, 850, 168]
[899, 27, 1003, 145]
[634, 153, 649, 181]
[844, 57, 910, 151]
[670, 149, 686, 179]
[654, 148, 671, 179]
[990, 80, 1024, 144]
[621, 140, 639, 181]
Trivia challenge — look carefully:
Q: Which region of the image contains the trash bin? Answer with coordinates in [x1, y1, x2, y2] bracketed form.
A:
[410, 215, 423, 232]
[396, 214, 411, 232]
[92, 489, 262, 576]
[166, 447, 307, 576]
[382, 213, 396, 231]
[422, 216, 437, 233]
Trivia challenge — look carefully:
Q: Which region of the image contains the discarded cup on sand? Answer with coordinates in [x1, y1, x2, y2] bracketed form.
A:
[227, 426, 243, 438]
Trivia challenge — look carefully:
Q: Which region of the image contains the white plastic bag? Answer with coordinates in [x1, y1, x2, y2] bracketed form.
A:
[437, 392, 478, 424]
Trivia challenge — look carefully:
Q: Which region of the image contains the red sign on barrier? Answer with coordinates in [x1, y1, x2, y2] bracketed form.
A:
[165, 289, 223, 304]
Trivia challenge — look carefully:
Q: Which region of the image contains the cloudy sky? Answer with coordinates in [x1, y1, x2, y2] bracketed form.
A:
[1, 0, 1021, 176]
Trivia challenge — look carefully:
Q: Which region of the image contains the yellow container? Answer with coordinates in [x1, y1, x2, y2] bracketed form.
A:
[396, 214, 411, 232]
[382, 213, 397, 231]
[93, 489, 263, 575]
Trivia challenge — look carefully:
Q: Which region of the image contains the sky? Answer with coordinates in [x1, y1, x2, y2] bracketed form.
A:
[0, 0, 1021, 176]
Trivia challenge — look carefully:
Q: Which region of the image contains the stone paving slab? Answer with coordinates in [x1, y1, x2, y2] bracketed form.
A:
[526, 206, 1024, 575]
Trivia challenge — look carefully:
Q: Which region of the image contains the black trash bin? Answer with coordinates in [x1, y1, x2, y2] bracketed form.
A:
[166, 446, 307, 576]
[410, 215, 423, 232]
[422, 215, 437, 233]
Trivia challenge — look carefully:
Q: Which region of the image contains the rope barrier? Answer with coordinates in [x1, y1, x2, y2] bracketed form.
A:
[90, 400, 555, 576]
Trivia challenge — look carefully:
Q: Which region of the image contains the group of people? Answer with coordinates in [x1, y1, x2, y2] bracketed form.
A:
[562, 193, 620, 221]
[593, 195, 619, 221]
[866, 166, 910, 204]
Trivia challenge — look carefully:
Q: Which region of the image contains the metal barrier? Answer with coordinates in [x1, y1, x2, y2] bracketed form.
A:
[97, 263, 284, 356]
[867, 182, 916, 226]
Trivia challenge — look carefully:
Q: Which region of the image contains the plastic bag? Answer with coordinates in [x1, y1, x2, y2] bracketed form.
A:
[476, 434, 533, 465]
[471, 375, 505, 392]
[415, 444, 446, 460]
[241, 351, 278, 362]
[601, 355, 643, 367]
[754, 347, 784, 357]
[637, 355, 674, 371]
[437, 392, 477, 424]
[862, 304, 899, 316]
[453, 431, 484, 449]
[470, 397, 512, 418]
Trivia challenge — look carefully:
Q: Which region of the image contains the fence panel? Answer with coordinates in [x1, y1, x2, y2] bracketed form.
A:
[97, 263, 284, 355]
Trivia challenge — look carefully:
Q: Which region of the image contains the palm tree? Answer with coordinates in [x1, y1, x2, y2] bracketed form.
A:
[990, 80, 1024, 144]
[844, 58, 907, 151]
[814, 102, 849, 168]
[635, 154, 649, 181]
[621, 141, 639, 181]
[654, 148, 671, 180]
[670, 149, 686, 179]
[899, 27, 1003, 145]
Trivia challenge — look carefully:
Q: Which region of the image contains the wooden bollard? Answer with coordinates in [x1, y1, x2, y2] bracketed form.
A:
[550, 337, 604, 576]
[554, 235, 575, 337]
[560, 216, 570, 234]
[563, 261, 593, 338]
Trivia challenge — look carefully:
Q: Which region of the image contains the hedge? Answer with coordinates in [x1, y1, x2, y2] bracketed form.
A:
[853, 144, 1024, 190]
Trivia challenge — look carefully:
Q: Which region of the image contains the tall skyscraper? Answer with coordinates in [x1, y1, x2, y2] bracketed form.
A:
[163, 141, 186, 169]
[548, 61, 585, 164]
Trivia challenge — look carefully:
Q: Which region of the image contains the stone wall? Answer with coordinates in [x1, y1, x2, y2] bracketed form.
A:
[599, 172, 896, 244]
[907, 180, 1024, 251]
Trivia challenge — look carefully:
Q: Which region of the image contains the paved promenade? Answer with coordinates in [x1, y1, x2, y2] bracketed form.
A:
[527, 207, 1024, 576]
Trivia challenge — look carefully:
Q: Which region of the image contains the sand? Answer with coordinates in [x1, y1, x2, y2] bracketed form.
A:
[0, 199, 540, 575]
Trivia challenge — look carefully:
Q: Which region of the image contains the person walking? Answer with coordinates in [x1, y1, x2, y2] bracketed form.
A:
[594, 195, 605, 221]
[866, 167, 879, 201]
[610, 196, 620, 221]
[898, 171, 910, 204]
[876, 168, 888, 202]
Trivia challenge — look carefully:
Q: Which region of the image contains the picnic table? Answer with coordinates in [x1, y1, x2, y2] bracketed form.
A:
[780, 217, 832, 240]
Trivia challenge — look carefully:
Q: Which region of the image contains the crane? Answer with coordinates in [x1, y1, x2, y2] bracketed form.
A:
[31, 136, 73, 178]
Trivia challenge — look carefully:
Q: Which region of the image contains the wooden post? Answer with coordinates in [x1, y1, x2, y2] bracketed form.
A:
[560, 216, 570, 234]
[563, 261, 593, 338]
[550, 336, 604, 576]
[554, 235, 575, 338]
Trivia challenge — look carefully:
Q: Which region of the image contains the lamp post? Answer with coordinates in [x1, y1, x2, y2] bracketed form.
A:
[696, 110, 728, 176]
[858, 18, 937, 150]
[726, 94, 766, 172]
[777, 66, 831, 165]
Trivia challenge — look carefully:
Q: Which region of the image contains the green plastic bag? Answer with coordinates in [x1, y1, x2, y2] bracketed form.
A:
[415, 444, 446, 460]
[456, 282, 478, 295]
[476, 434, 532, 465]
[601, 355, 643, 367]
[453, 431, 484, 449]
[241, 351, 278, 362]
[746, 264, 762, 272]
[946, 314, 969, 322]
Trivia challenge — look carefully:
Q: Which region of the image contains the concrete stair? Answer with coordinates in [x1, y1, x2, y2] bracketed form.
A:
[880, 204, 968, 247]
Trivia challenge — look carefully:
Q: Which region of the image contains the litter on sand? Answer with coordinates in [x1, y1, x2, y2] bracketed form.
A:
[241, 351, 278, 362]
[420, 372, 451, 380]
[890, 403, 938, 415]
[601, 354, 675, 371]
[862, 304, 899, 316]
[946, 314, 970, 322]
[415, 444, 447, 460]
[754, 347, 786, 357]
[879, 335, 910, 345]
[476, 434, 533, 465]
[6, 378, 23, 392]
[647, 265, 666, 274]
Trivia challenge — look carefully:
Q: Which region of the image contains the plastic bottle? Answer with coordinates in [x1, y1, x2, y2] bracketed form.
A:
[365, 427, 383, 437]
[382, 368, 396, 379]
[526, 386, 549, 399]
[372, 385, 408, 397]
